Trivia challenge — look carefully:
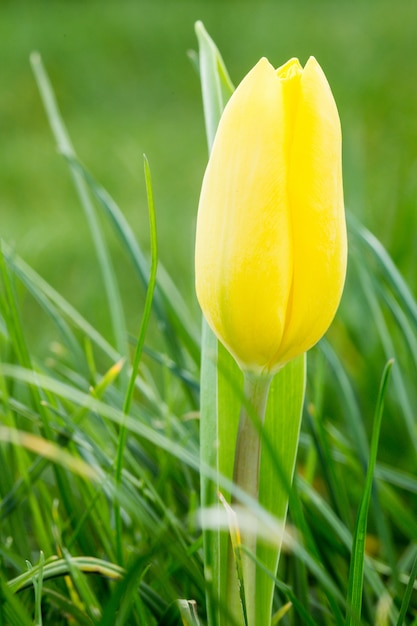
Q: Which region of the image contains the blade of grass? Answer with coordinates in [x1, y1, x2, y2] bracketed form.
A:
[0, 364, 202, 480]
[114, 156, 158, 565]
[219, 492, 249, 626]
[319, 339, 368, 465]
[354, 257, 417, 455]
[2, 243, 119, 363]
[177, 599, 202, 626]
[378, 288, 417, 372]
[271, 603, 292, 625]
[370, 485, 398, 594]
[97, 556, 151, 626]
[2, 246, 167, 417]
[287, 479, 315, 618]
[248, 529, 346, 618]
[306, 403, 351, 527]
[0, 370, 39, 559]
[0, 575, 33, 626]
[61, 547, 101, 622]
[289, 474, 345, 626]
[1, 245, 88, 376]
[378, 483, 417, 545]
[395, 554, 417, 626]
[298, 475, 399, 623]
[0, 246, 78, 554]
[376, 463, 417, 494]
[39, 587, 96, 626]
[0, 426, 98, 480]
[30, 52, 128, 363]
[345, 359, 394, 626]
[64, 154, 200, 369]
[8, 556, 124, 594]
[348, 214, 417, 329]
[27, 551, 45, 626]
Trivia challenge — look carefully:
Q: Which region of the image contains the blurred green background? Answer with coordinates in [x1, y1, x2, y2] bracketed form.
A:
[2, 0, 417, 351]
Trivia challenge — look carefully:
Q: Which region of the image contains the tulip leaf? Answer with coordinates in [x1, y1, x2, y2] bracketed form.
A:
[196, 21, 241, 625]
[200, 336, 305, 626]
[194, 20, 234, 151]
[255, 354, 305, 626]
[200, 331, 243, 625]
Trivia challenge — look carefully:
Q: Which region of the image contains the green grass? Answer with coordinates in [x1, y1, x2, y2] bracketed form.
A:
[2, 2, 417, 624]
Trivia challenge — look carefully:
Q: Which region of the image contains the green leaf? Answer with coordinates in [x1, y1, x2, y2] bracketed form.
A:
[114, 155, 159, 565]
[395, 554, 417, 626]
[194, 21, 234, 151]
[196, 21, 241, 626]
[0, 575, 33, 626]
[345, 359, 394, 626]
[177, 599, 201, 626]
[2, 244, 120, 363]
[8, 556, 124, 594]
[30, 52, 128, 363]
[255, 355, 305, 626]
[62, 153, 200, 372]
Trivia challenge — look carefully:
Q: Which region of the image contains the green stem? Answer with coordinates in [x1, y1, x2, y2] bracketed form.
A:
[229, 372, 272, 626]
[114, 156, 158, 565]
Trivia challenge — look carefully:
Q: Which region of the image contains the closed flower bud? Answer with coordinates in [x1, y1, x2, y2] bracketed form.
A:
[195, 56, 347, 375]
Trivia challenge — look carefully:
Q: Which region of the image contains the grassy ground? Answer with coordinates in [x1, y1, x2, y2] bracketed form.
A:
[2, 1, 417, 624]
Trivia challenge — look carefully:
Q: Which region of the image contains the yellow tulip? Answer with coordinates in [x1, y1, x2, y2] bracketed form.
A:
[195, 56, 347, 375]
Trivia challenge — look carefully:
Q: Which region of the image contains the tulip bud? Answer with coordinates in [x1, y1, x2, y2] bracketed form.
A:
[195, 56, 347, 375]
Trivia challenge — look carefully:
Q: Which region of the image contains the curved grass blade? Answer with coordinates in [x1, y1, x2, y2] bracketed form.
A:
[348, 214, 417, 329]
[319, 339, 368, 465]
[0, 247, 81, 552]
[30, 52, 127, 362]
[0, 426, 98, 480]
[395, 554, 417, 626]
[98, 556, 154, 626]
[63, 154, 200, 368]
[1, 243, 88, 375]
[2, 243, 120, 363]
[0, 575, 33, 626]
[0, 364, 202, 475]
[345, 359, 394, 626]
[27, 551, 45, 626]
[114, 156, 159, 564]
[8, 556, 124, 594]
[353, 256, 417, 455]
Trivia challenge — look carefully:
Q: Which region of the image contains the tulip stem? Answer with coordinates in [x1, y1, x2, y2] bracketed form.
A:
[229, 372, 272, 626]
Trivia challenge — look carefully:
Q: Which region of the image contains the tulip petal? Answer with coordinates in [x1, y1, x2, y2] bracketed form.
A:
[275, 56, 347, 365]
[195, 58, 293, 372]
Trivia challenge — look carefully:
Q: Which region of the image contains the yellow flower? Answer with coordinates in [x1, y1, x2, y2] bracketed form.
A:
[195, 56, 347, 375]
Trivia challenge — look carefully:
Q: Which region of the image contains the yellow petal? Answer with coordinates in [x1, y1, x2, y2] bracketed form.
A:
[274, 57, 347, 365]
[195, 58, 292, 372]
